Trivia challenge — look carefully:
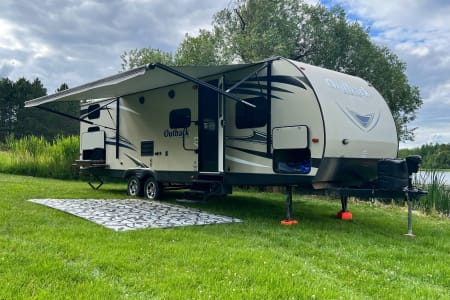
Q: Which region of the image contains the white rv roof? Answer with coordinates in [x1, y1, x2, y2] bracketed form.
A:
[24, 62, 262, 108]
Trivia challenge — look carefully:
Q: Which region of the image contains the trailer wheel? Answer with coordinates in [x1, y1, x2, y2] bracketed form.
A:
[127, 176, 143, 197]
[143, 177, 162, 200]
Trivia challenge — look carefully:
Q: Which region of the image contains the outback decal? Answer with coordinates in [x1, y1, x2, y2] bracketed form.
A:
[325, 78, 370, 97]
[164, 128, 188, 138]
[325, 78, 380, 132]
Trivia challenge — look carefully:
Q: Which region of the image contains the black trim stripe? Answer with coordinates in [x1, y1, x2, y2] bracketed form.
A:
[247, 76, 307, 90]
[225, 82, 294, 94]
[227, 145, 272, 159]
[224, 75, 307, 102]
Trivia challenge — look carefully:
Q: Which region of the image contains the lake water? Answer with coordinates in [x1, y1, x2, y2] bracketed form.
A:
[415, 171, 450, 185]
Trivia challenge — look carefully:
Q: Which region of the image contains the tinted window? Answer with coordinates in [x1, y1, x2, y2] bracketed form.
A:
[169, 108, 191, 128]
[235, 97, 267, 129]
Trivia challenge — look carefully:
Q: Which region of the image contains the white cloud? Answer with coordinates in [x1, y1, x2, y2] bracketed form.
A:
[395, 43, 430, 58]
[0, 0, 231, 91]
[401, 127, 450, 149]
[0, 18, 26, 51]
[427, 80, 450, 104]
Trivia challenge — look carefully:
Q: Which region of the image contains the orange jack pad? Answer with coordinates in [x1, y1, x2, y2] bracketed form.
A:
[337, 211, 353, 220]
[281, 219, 299, 225]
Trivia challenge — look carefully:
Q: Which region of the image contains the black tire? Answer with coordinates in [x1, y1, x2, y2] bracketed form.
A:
[143, 177, 162, 200]
[127, 176, 143, 197]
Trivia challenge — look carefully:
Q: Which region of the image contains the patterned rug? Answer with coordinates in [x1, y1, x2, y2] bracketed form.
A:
[29, 199, 242, 231]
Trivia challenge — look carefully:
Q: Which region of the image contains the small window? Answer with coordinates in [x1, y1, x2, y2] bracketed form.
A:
[141, 141, 154, 156]
[235, 97, 267, 129]
[169, 108, 191, 129]
[87, 104, 100, 120]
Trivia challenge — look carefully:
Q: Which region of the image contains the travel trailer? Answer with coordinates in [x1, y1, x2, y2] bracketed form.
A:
[25, 57, 421, 208]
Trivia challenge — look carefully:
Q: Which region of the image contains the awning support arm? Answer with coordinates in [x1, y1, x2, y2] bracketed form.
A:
[36, 106, 117, 131]
[79, 98, 117, 121]
[151, 63, 256, 108]
[225, 62, 268, 93]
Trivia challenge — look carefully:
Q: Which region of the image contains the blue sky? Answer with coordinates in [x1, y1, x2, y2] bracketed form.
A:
[1, 0, 449, 148]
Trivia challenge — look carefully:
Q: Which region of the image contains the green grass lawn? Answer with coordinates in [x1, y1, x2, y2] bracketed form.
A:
[1, 173, 449, 299]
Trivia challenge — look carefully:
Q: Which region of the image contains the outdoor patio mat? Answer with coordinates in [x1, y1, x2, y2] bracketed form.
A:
[28, 198, 242, 231]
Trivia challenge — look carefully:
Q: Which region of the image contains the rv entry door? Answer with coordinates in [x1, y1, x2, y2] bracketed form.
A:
[198, 80, 223, 173]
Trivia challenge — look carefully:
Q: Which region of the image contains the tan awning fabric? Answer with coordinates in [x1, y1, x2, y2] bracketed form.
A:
[24, 63, 260, 108]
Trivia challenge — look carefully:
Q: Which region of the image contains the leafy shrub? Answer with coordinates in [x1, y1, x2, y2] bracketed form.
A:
[0, 135, 79, 179]
[415, 169, 450, 217]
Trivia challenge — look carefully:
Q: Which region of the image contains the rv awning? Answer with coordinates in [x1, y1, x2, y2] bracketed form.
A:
[24, 62, 264, 108]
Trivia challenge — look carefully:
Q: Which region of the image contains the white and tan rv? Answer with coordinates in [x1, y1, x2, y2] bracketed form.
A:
[25, 57, 406, 201]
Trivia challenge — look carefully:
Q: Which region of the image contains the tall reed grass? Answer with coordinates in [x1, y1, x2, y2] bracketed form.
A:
[415, 169, 450, 217]
[0, 135, 79, 179]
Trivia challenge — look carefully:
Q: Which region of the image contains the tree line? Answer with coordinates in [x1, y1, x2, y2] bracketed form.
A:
[0, 78, 78, 142]
[399, 144, 450, 170]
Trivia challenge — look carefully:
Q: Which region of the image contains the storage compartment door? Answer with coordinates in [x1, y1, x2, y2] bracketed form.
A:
[273, 125, 308, 150]
[272, 126, 311, 174]
[81, 130, 106, 160]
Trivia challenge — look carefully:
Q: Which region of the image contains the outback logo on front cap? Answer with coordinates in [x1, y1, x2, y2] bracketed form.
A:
[325, 78, 370, 97]
[325, 78, 380, 132]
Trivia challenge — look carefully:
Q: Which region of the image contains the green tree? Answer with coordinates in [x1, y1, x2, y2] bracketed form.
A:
[1, 78, 47, 140]
[120, 48, 175, 70]
[43, 82, 79, 137]
[175, 29, 224, 66]
[120, 0, 422, 141]
[213, 0, 302, 62]
[400, 144, 450, 169]
[0, 78, 16, 140]
[0, 78, 78, 141]
[14, 78, 52, 139]
[212, 0, 421, 141]
[56, 83, 69, 92]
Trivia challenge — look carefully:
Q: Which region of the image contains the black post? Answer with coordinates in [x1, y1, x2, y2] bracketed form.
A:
[403, 155, 423, 237]
[340, 195, 348, 212]
[115, 97, 120, 159]
[281, 186, 298, 225]
[404, 171, 415, 237]
[286, 185, 293, 220]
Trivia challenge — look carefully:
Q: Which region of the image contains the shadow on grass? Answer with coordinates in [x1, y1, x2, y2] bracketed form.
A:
[157, 189, 416, 238]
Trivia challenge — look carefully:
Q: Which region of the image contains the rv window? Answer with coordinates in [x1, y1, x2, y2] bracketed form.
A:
[87, 104, 101, 120]
[235, 97, 267, 129]
[170, 108, 191, 128]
